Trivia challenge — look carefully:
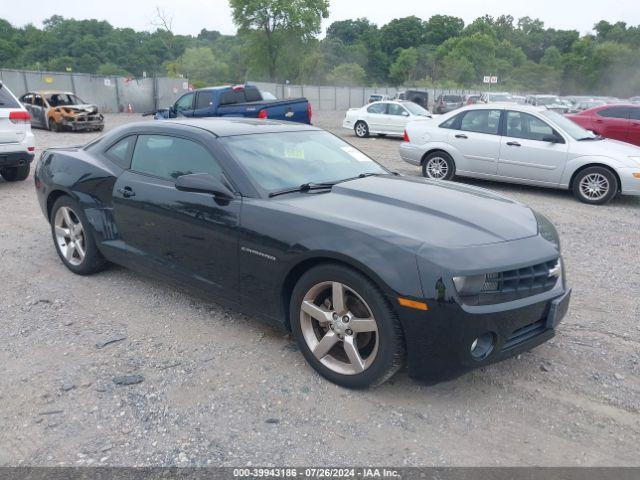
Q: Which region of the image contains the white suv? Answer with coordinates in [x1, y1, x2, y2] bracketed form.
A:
[0, 82, 35, 182]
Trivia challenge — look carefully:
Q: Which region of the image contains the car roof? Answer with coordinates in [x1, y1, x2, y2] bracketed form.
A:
[457, 103, 548, 114]
[162, 117, 321, 137]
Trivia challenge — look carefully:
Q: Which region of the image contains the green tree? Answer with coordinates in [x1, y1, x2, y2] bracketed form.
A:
[169, 47, 229, 84]
[379, 16, 426, 55]
[229, 0, 329, 81]
[389, 47, 418, 85]
[424, 15, 464, 45]
[327, 63, 366, 86]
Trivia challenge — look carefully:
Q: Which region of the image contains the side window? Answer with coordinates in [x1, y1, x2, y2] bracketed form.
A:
[367, 103, 386, 114]
[20, 93, 33, 105]
[131, 135, 223, 182]
[388, 103, 407, 116]
[439, 113, 461, 129]
[175, 93, 195, 112]
[220, 89, 246, 105]
[195, 91, 215, 110]
[630, 108, 640, 121]
[34, 95, 45, 107]
[505, 111, 555, 141]
[105, 136, 135, 169]
[597, 107, 630, 119]
[244, 87, 262, 102]
[460, 110, 501, 135]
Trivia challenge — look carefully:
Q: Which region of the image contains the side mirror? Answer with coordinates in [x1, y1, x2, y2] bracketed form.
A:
[402, 111, 410, 117]
[543, 134, 563, 144]
[175, 173, 234, 199]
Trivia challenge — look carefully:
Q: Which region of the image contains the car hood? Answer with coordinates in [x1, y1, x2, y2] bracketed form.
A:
[54, 104, 99, 114]
[276, 175, 538, 249]
[570, 137, 640, 157]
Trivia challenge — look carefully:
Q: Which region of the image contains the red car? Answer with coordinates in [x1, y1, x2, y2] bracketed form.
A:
[566, 104, 640, 147]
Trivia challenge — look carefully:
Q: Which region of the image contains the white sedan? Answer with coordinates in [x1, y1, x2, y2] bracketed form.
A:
[343, 100, 431, 138]
[399, 104, 640, 204]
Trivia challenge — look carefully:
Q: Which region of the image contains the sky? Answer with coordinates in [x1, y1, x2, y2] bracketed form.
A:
[2, 0, 638, 36]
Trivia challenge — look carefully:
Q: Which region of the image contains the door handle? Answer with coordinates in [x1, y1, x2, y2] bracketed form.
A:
[455, 134, 468, 139]
[117, 187, 136, 198]
[506, 141, 521, 147]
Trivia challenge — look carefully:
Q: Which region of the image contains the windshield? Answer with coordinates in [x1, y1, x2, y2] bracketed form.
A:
[47, 93, 84, 106]
[221, 131, 386, 194]
[403, 102, 430, 116]
[541, 110, 596, 140]
[536, 96, 561, 106]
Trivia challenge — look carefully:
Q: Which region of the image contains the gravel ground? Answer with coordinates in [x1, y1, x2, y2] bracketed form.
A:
[1, 112, 639, 467]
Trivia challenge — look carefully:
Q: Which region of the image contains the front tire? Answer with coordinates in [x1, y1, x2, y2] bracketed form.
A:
[290, 264, 405, 389]
[354, 121, 369, 138]
[50, 196, 107, 275]
[572, 167, 618, 205]
[1, 164, 30, 182]
[422, 151, 455, 180]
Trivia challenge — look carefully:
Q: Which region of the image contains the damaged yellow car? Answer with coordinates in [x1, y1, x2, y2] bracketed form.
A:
[19, 91, 104, 132]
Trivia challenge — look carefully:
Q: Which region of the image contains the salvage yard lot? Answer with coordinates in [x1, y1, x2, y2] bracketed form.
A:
[1, 112, 639, 466]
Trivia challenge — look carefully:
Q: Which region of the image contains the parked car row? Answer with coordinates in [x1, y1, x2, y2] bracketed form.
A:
[399, 104, 640, 205]
[342, 100, 431, 137]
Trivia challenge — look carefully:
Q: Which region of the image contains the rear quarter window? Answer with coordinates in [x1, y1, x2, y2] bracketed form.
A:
[0, 86, 21, 108]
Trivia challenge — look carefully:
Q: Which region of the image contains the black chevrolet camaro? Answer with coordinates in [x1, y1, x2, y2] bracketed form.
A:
[34, 118, 571, 388]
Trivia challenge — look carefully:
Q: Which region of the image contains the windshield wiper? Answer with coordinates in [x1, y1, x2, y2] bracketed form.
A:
[268, 182, 335, 198]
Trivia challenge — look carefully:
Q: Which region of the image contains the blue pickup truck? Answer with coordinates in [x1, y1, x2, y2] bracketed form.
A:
[153, 84, 312, 124]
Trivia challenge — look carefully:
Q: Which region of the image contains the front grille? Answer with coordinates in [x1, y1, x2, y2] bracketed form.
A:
[501, 319, 547, 351]
[473, 259, 559, 305]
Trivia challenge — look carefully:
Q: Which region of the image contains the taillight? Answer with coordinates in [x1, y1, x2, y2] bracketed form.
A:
[258, 109, 268, 119]
[27, 146, 35, 152]
[308, 102, 313, 123]
[9, 110, 30, 124]
[403, 130, 410, 142]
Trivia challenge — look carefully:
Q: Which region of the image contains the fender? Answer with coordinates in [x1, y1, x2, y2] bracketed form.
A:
[560, 155, 627, 188]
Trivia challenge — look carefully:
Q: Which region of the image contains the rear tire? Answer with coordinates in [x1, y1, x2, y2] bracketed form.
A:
[354, 121, 369, 138]
[422, 151, 455, 180]
[50, 196, 107, 275]
[572, 167, 618, 205]
[290, 263, 405, 389]
[1, 164, 30, 182]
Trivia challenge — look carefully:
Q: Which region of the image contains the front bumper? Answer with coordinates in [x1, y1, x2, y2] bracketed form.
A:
[396, 287, 571, 383]
[618, 167, 640, 196]
[0, 150, 35, 169]
[61, 115, 104, 131]
[399, 142, 424, 166]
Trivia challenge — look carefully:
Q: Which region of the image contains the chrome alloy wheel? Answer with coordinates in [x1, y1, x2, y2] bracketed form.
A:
[425, 156, 449, 179]
[54, 206, 86, 266]
[299, 281, 379, 375]
[579, 173, 609, 200]
[355, 123, 368, 137]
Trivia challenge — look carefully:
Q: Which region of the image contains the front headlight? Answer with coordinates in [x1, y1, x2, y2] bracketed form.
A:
[452, 274, 488, 296]
[534, 211, 560, 251]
